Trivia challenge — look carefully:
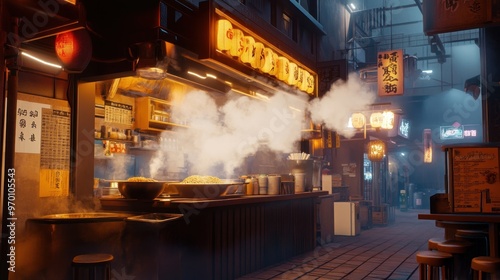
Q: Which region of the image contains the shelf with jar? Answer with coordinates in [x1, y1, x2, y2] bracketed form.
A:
[135, 97, 189, 132]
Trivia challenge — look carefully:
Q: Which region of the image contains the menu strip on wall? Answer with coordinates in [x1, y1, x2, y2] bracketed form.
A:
[39, 108, 71, 197]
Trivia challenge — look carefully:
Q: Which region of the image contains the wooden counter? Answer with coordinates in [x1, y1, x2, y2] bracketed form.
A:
[101, 192, 328, 280]
[418, 213, 500, 257]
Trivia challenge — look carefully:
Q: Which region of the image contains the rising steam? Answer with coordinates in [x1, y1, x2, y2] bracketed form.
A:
[309, 73, 376, 138]
[149, 74, 376, 178]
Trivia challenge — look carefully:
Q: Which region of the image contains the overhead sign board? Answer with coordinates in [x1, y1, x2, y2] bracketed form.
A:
[423, 0, 500, 35]
[377, 49, 404, 96]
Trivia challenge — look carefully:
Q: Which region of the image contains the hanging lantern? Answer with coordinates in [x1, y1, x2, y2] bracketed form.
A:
[229, 29, 245, 57]
[268, 51, 279, 76]
[54, 29, 92, 73]
[306, 73, 315, 94]
[240, 36, 255, 64]
[299, 70, 310, 91]
[276, 56, 289, 81]
[367, 140, 386, 161]
[351, 113, 366, 129]
[286, 62, 298, 85]
[250, 42, 265, 69]
[260, 48, 274, 73]
[381, 111, 395, 129]
[216, 19, 232, 51]
[370, 112, 384, 128]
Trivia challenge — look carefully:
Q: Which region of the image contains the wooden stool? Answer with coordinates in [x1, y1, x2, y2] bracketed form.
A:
[416, 250, 454, 280]
[471, 256, 500, 280]
[72, 253, 114, 280]
[437, 240, 473, 278]
[429, 237, 447, 251]
[455, 229, 489, 257]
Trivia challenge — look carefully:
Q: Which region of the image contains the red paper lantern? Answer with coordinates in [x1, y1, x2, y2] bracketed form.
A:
[55, 29, 92, 73]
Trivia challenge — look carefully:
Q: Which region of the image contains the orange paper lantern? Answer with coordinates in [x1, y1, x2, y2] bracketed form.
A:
[367, 140, 385, 161]
[276, 57, 289, 81]
[216, 19, 232, 51]
[250, 42, 265, 69]
[55, 29, 92, 73]
[259, 48, 274, 73]
[370, 112, 384, 128]
[229, 29, 245, 57]
[240, 36, 255, 64]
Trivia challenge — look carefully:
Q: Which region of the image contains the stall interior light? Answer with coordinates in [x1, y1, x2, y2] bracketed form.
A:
[422, 70, 433, 74]
[187, 70, 217, 80]
[21, 51, 62, 69]
[349, 3, 356, 10]
[255, 92, 269, 100]
[136, 67, 166, 80]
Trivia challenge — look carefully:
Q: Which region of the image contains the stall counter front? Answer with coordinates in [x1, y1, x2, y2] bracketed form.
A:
[100, 191, 328, 279]
[418, 213, 500, 257]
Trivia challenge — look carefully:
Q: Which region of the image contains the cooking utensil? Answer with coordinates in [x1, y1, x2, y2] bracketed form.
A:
[163, 181, 245, 199]
[116, 181, 166, 200]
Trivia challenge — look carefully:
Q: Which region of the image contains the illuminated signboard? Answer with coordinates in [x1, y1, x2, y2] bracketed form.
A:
[398, 118, 410, 139]
[423, 0, 498, 35]
[377, 49, 404, 96]
[215, 18, 316, 96]
[440, 125, 464, 140]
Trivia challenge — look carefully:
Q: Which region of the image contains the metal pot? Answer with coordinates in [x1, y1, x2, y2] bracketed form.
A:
[21, 212, 131, 280]
[116, 181, 166, 199]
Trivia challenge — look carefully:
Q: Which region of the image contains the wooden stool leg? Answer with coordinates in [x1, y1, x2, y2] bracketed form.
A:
[419, 264, 425, 280]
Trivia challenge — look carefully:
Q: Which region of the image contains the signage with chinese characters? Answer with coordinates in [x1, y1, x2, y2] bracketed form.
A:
[215, 17, 316, 96]
[423, 0, 499, 35]
[398, 118, 410, 139]
[377, 50, 404, 96]
[440, 125, 464, 140]
[15, 100, 51, 154]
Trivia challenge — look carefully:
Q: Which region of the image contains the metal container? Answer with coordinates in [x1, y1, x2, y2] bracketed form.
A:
[116, 181, 166, 199]
[21, 212, 131, 280]
[287, 159, 314, 191]
[163, 181, 245, 199]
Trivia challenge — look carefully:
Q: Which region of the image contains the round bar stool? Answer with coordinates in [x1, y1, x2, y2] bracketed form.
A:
[437, 240, 473, 279]
[428, 237, 447, 251]
[72, 253, 114, 280]
[416, 250, 454, 280]
[471, 256, 500, 280]
[455, 229, 489, 257]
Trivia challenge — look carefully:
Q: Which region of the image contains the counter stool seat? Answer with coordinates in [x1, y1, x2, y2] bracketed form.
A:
[437, 239, 473, 254]
[437, 240, 473, 279]
[471, 256, 500, 280]
[416, 250, 454, 280]
[428, 237, 447, 251]
[455, 229, 489, 257]
[72, 253, 114, 280]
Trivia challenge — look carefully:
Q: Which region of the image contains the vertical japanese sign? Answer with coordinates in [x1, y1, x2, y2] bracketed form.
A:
[15, 100, 51, 154]
[377, 49, 404, 97]
[423, 0, 491, 35]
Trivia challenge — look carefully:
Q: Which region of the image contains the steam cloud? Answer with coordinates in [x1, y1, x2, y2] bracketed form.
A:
[150, 73, 376, 178]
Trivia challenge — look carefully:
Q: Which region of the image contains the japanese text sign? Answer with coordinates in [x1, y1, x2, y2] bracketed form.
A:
[377, 49, 404, 96]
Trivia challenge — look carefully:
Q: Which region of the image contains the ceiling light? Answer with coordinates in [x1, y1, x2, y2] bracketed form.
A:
[349, 3, 356, 10]
[21, 51, 62, 69]
[422, 70, 433, 74]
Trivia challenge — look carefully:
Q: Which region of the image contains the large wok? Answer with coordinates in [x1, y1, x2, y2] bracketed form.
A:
[116, 181, 166, 199]
[163, 180, 245, 199]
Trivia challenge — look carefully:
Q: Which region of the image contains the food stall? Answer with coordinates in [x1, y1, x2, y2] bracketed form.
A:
[2, 1, 330, 279]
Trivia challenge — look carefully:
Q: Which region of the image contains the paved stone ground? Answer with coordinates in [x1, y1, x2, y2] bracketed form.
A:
[238, 209, 442, 280]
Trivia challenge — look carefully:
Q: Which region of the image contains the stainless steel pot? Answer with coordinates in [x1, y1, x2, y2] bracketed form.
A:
[116, 181, 166, 199]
